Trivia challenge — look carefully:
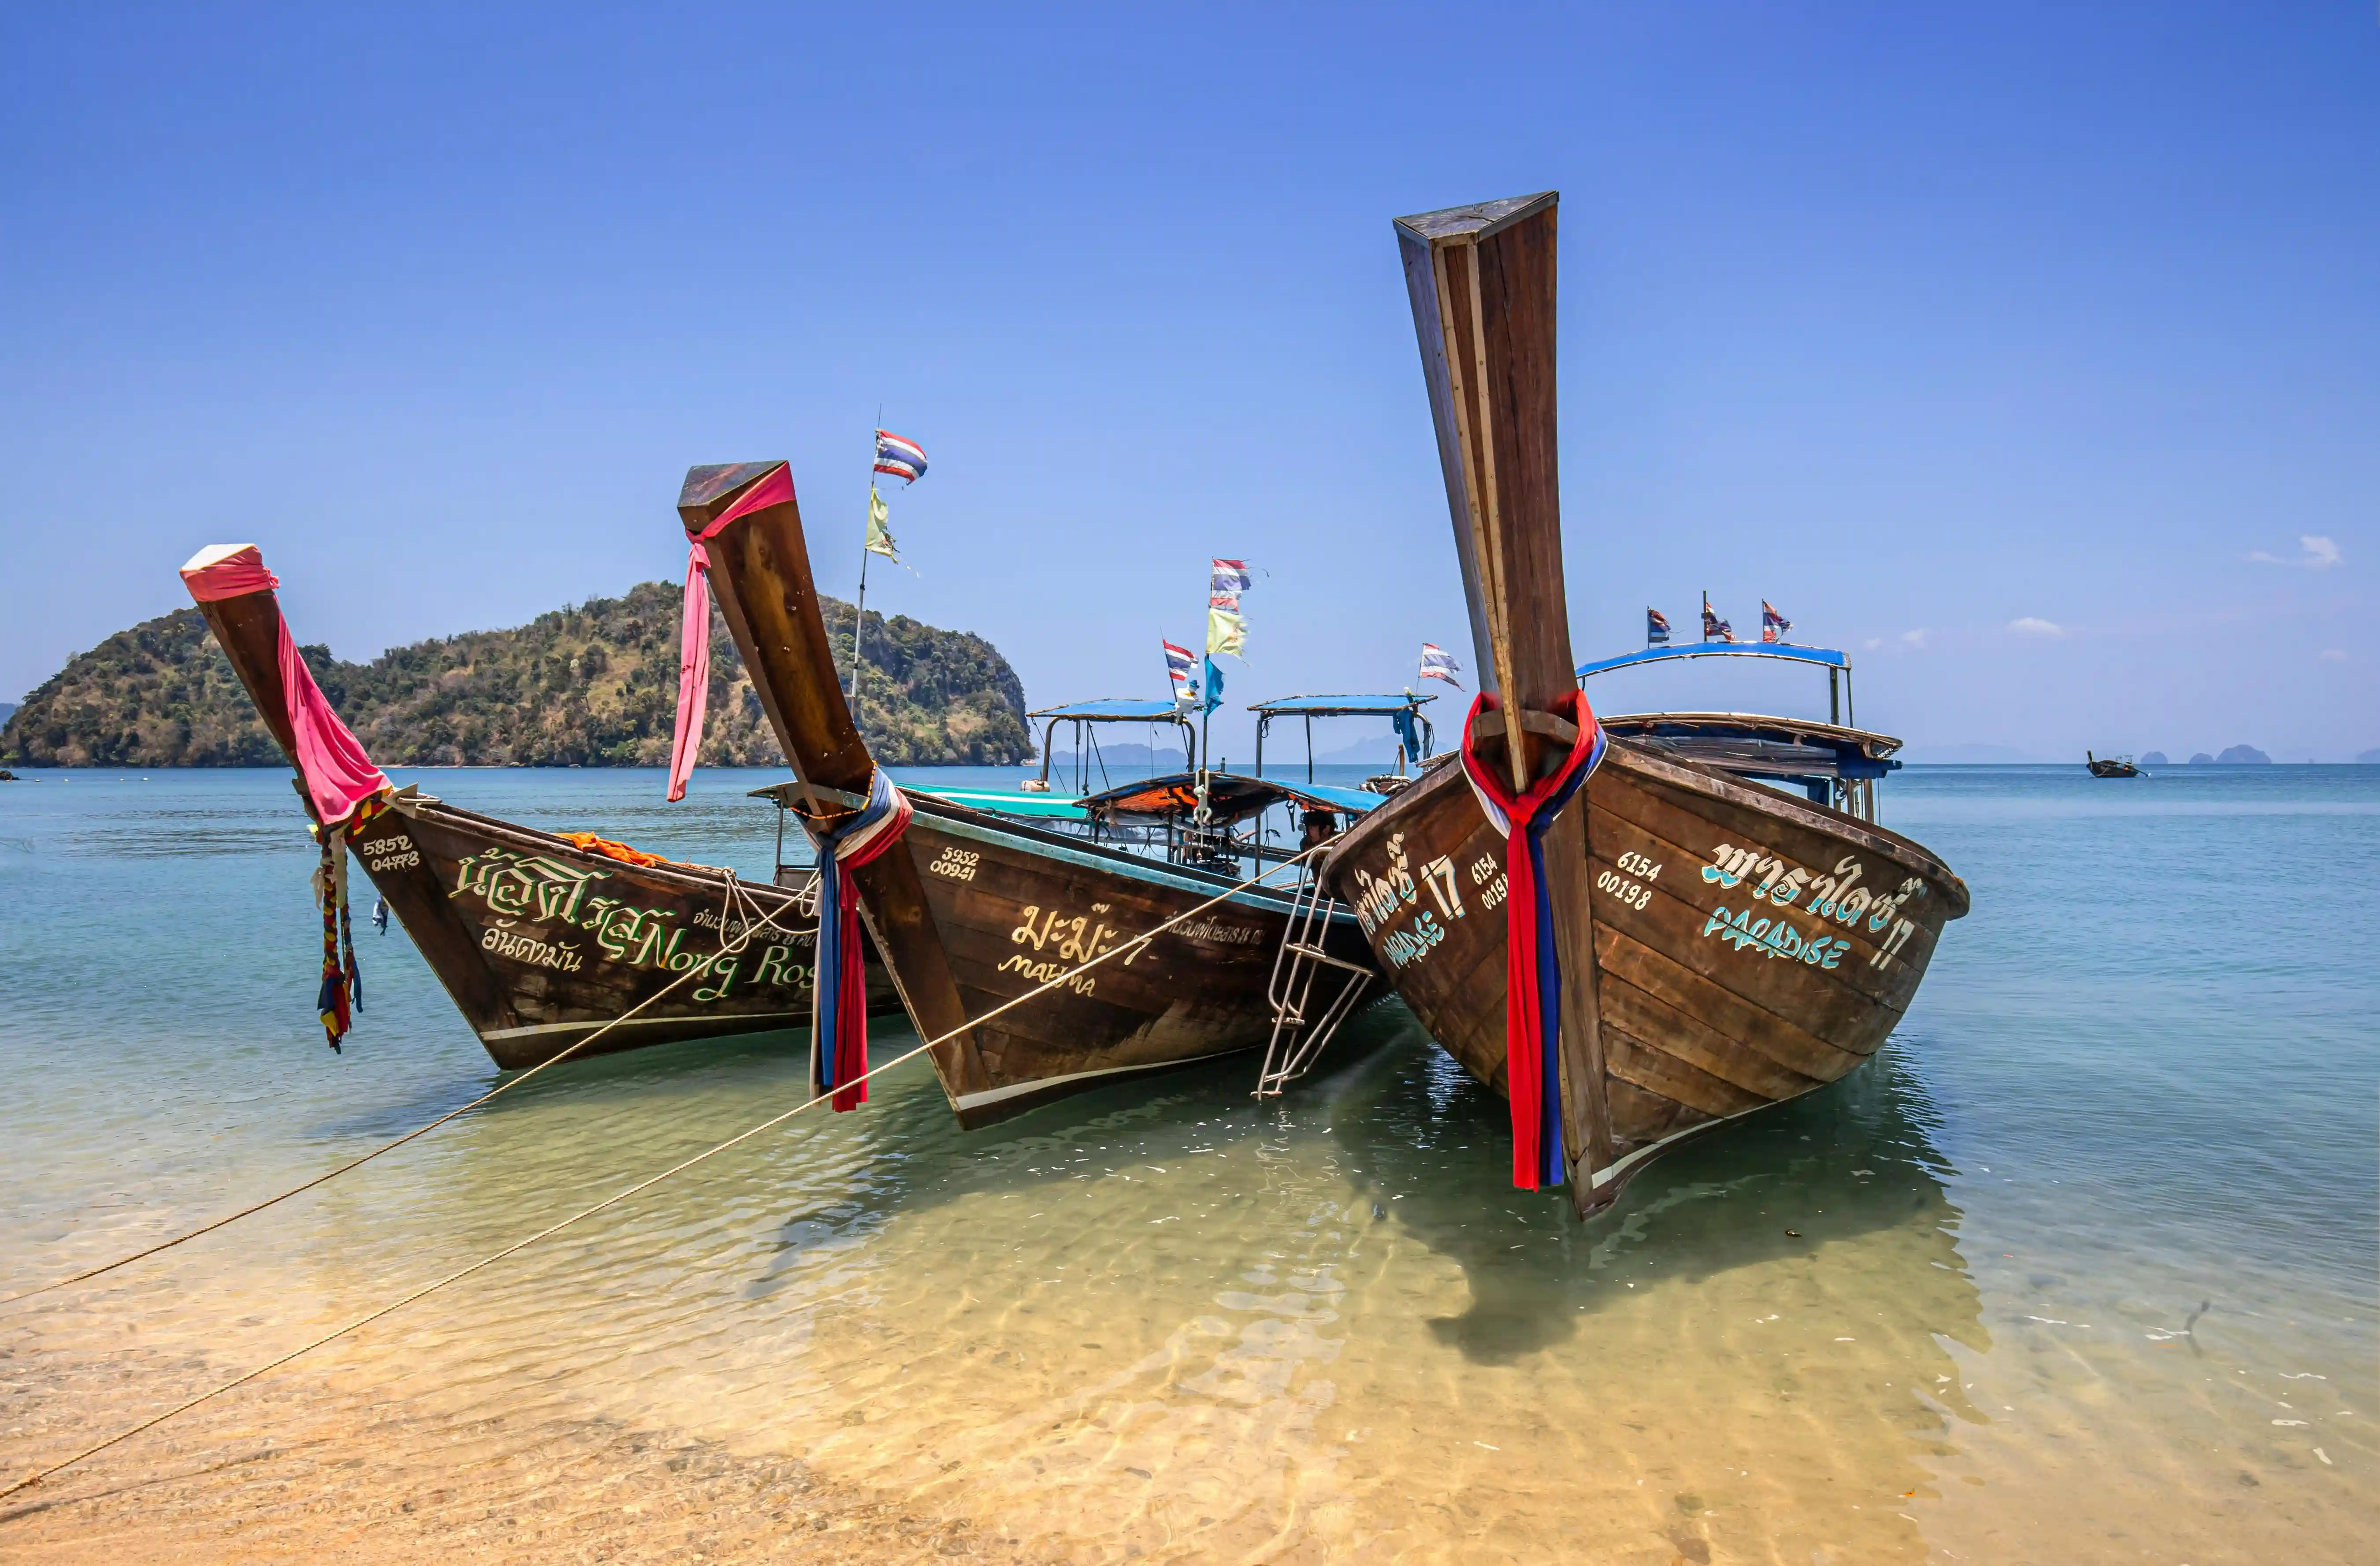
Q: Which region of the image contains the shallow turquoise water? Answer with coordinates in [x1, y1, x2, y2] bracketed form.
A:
[0, 763, 2372, 1562]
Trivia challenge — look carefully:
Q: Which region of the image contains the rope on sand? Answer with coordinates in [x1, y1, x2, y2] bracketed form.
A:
[1, 843, 1331, 1502]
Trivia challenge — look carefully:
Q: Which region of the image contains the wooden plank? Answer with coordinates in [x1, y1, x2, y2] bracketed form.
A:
[1394, 192, 1616, 1212]
[682, 464, 994, 1103]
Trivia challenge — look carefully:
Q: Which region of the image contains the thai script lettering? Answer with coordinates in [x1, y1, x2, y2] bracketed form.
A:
[1351, 832, 1419, 936]
[479, 924, 585, 972]
[1172, 917, 1264, 947]
[1701, 843, 1929, 960]
[1011, 904, 1146, 967]
[453, 848, 607, 925]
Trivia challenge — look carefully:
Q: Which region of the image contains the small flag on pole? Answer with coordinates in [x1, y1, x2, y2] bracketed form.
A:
[873, 429, 928, 484]
[1761, 600, 1792, 644]
[1701, 592, 1735, 643]
[1163, 639, 1199, 705]
[1206, 607, 1246, 658]
[864, 487, 901, 562]
[1205, 557, 1249, 659]
[1646, 607, 1672, 646]
[1418, 643, 1464, 687]
[1201, 653, 1226, 714]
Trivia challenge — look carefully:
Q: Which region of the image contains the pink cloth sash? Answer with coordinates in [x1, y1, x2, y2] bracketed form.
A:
[180, 544, 390, 828]
[667, 463, 795, 801]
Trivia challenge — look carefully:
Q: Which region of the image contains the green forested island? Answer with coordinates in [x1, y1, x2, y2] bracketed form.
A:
[1, 583, 1031, 768]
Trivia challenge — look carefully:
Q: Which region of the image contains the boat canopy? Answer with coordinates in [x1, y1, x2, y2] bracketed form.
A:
[1246, 693, 1439, 717]
[1026, 697, 1198, 793]
[1027, 698, 1190, 721]
[1079, 772, 1381, 829]
[1248, 692, 1438, 782]
[1576, 643, 1848, 679]
[747, 780, 1090, 821]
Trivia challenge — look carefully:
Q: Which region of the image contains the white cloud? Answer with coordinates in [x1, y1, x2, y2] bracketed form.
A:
[1862, 637, 1882, 651]
[2008, 617, 2065, 638]
[2249, 534, 2343, 570]
[2318, 648, 2347, 662]
[1898, 629, 1929, 649]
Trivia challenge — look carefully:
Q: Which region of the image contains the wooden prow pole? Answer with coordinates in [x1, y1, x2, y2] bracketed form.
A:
[675, 464, 993, 1104]
[1394, 194, 1617, 1215]
[178, 546, 513, 1030]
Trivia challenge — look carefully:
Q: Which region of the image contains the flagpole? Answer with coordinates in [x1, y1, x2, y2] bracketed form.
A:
[848, 534, 871, 736]
[850, 412, 883, 737]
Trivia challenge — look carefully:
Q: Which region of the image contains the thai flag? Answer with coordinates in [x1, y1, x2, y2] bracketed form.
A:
[873, 429, 928, 484]
[1646, 607, 1671, 646]
[1163, 639, 1199, 703]
[1209, 559, 1252, 603]
[1702, 594, 1734, 643]
[1761, 600, 1792, 644]
[1418, 643, 1463, 686]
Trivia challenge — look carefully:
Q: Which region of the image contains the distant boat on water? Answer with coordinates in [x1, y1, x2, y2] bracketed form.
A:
[2087, 751, 2144, 778]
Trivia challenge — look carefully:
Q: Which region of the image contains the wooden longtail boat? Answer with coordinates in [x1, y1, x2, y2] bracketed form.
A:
[1321, 193, 1969, 1215]
[183, 544, 896, 1069]
[2086, 751, 2143, 778]
[678, 463, 1380, 1127]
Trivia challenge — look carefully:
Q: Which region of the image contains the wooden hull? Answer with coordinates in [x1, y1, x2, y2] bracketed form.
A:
[1323, 740, 1969, 1197]
[887, 794, 1377, 1127]
[678, 460, 1382, 1128]
[350, 793, 899, 1070]
[181, 568, 898, 1072]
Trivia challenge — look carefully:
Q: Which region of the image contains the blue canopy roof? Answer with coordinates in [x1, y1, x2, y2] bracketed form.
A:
[1027, 698, 1194, 722]
[1247, 693, 1438, 716]
[1576, 643, 1849, 679]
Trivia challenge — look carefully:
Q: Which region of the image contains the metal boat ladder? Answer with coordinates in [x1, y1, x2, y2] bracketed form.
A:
[1254, 877, 1373, 1096]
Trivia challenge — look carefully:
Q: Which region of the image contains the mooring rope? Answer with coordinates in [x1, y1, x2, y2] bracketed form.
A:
[1, 842, 1331, 1502]
[0, 862, 817, 1311]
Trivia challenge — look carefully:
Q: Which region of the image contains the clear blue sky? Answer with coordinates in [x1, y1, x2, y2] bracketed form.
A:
[3, 3, 2373, 762]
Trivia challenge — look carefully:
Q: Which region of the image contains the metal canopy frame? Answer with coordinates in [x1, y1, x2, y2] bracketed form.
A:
[1576, 642, 1858, 730]
[1247, 692, 1440, 783]
[1025, 699, 1199, 795]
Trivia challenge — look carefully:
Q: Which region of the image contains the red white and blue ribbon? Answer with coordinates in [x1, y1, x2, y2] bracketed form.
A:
[1459, 690, 1607, 1190]
[802, 766, 912, 1111]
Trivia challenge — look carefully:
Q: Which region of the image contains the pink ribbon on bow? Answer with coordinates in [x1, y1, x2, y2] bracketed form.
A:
[667, 463, 795, 801]
[180, 544, 389, 829]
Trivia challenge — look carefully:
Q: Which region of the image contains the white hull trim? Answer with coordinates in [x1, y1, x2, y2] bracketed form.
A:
[954, 1045, 1252, 1113]
[479, 1011, 811, 1042]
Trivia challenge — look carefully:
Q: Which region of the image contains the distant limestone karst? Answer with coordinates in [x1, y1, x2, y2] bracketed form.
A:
[2359, 748, 2380, 765]
[2182, 746, 2273, 765]
[2138, 751, 2169, 766]
[0, 581, 1031, 769]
